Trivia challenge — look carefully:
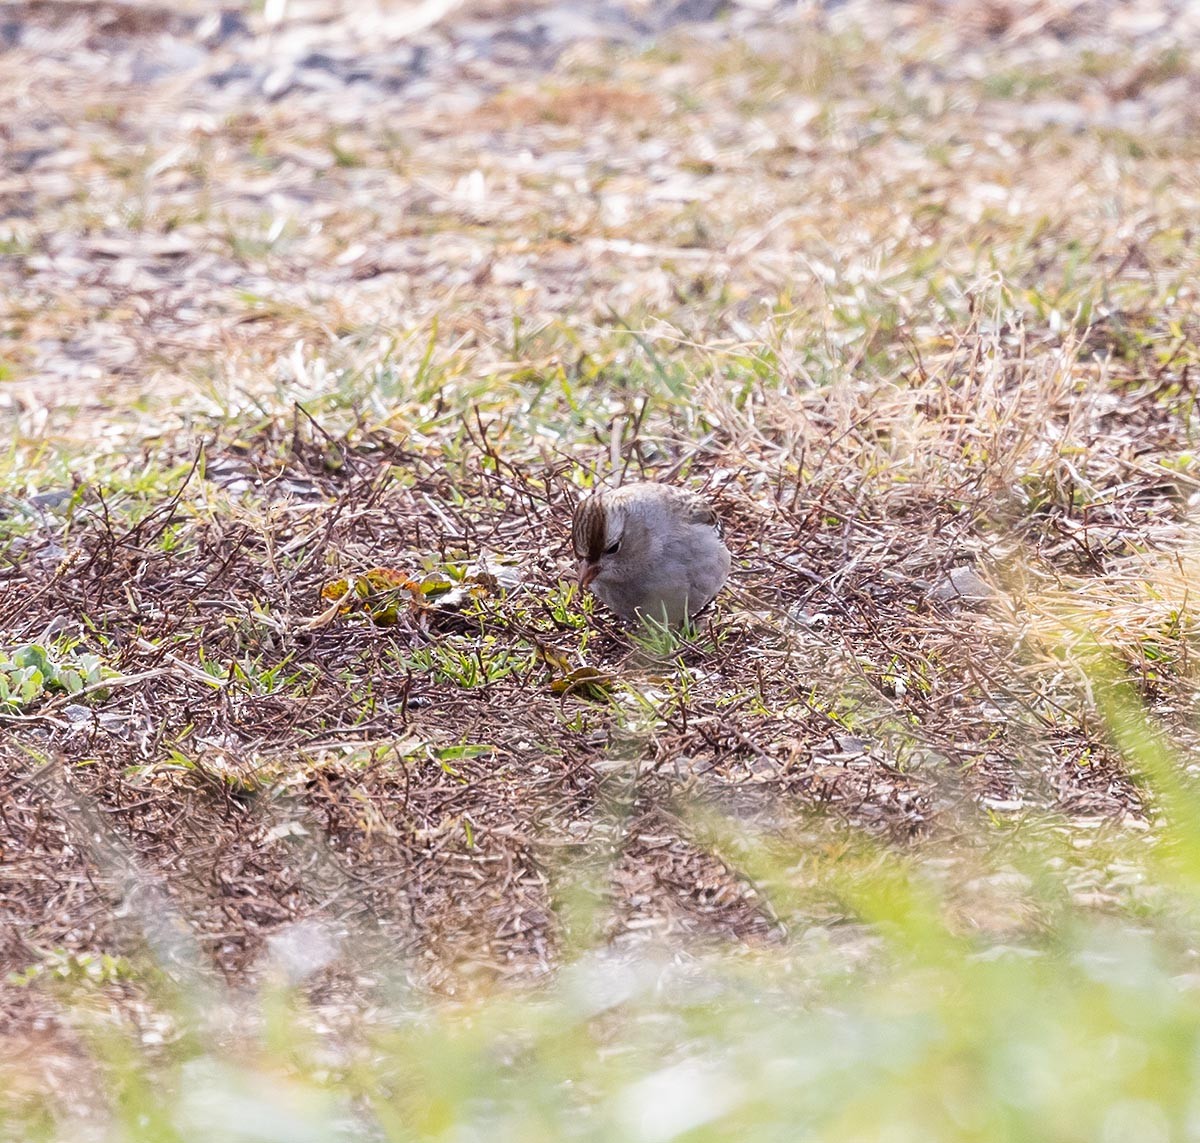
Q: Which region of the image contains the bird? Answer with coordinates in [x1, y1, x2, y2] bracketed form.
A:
[571, 481, 731, 627]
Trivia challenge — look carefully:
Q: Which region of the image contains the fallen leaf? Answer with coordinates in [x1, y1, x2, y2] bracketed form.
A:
[550, 665, 615, 702]
[318, 567, 423, 626]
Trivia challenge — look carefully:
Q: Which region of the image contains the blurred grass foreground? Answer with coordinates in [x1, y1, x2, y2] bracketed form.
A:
[11, 698, 1200, 1143]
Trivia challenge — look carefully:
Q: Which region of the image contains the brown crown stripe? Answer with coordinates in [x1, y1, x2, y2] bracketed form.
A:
[571, 498, 607, 561]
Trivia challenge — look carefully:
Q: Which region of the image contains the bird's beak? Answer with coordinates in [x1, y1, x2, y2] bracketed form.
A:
[578, 560, 600, 588]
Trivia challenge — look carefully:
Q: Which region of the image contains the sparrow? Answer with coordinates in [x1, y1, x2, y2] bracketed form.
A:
[571, 481, 731, 627]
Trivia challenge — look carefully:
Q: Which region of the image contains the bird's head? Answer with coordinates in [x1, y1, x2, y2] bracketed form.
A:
[571, 489, 657, 590]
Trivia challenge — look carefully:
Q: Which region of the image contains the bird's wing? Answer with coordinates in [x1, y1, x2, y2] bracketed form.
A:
[669, 487, 723, 533]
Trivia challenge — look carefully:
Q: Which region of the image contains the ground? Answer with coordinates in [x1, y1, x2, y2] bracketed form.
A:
[4, 0, 1200, 1137]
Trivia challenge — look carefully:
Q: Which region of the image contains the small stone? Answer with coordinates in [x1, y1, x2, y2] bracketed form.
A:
[929, 565, 993, 605]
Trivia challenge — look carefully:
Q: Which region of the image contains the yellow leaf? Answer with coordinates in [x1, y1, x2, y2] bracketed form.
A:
[550, 666, 615, 701]
[533, 640, 573, 675]
[317, 567, 423, 626]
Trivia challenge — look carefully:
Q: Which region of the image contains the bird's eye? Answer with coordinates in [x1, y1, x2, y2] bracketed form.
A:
[603, 540, 621, 556]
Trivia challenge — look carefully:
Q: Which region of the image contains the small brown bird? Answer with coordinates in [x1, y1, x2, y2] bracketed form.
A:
[571, 482, 731, 626]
